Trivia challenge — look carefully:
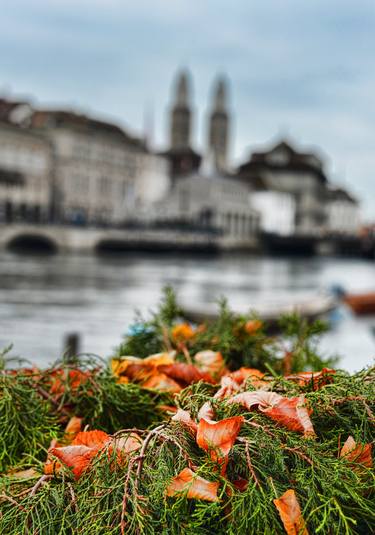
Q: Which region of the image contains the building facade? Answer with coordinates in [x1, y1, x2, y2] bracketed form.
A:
[325, 187, 359, 235]
[237, 140, 329, 236]
[0, 119, 52, 224]
[153, 154, 260, 243]
[29, 110, 147, 225]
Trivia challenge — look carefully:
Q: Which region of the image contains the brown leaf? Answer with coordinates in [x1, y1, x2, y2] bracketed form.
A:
[340, 436, 372, 469]
[274, 489, 308, 535]
[285, 369, 336, 389]
[141, 372, 182, 392]
[171, 409, 198, 434]
[166, 467, 219, 502]
[64, 416, 83, 443]
[227, 367, 266, 388]
[196, 416, 244, 473]
[194, 350, 226, 378]
[159, 362, 215, 386]
[49, 445, 99, 480]
[72, 430, 110, 448]
[227, 391, 315, 437]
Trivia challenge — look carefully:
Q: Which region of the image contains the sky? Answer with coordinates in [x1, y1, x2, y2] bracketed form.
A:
[1, 0, 374, 218]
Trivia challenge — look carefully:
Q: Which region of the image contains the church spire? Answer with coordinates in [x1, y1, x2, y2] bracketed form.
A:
[208, 75, 230, 172]
[170, 69, 192, 150]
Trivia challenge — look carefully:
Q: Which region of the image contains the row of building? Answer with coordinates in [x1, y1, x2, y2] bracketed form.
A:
[0, 70, 360, 246]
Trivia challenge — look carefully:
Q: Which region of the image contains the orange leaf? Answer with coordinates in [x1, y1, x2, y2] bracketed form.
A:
[197, 401, 215, 422]
[340, 436, 372, 469]
[159, 362, 215, 386]
[49, 445, 99, 480]
[227, 391, 315, 437]
[64, 416, 83, 443]
[228, 367, 265, 387]
[244, 319, 263, 335]
[194, 350, 226, 378]
[171, 323, 196, 342]
[213, 376, 240, 400]
[172, 409, 198, 434]
[111, 352, 176, 385]
[72, 430, 110, 448]
[166, 467, 219, 502]
[285, 369, 336, 389]
[196, 416, 243, 472]
[142, 372, 182, 393]
[274, 489, 308, 535]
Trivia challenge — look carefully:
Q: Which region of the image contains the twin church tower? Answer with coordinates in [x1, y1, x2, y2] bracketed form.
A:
[165, 70, 230, 176]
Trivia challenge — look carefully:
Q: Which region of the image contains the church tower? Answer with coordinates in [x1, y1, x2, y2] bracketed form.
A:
[208, 76, 230, 172]
[170, 70, 192, 150]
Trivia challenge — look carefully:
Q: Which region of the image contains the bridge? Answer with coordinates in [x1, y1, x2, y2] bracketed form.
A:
[0, 224, 258, 253]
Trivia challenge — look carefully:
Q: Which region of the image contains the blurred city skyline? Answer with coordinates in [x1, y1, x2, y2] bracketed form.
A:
[1, 0, 374, 217]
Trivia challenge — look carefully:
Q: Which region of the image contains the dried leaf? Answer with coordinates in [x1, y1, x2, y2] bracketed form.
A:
[244, 319, 263, 334]
[111, 352, 176, 386]
[274, 489, 308, 535]
[49, 445, 99, 480]
[172, 409, 198, 434]
[159, 362, 215, 386]
[171, 323, 195, 342]
[227, 391, 315, 437]
[194, 350, 226, 378]
[142, 372, 182, 393]
[227, 367, 265, 388]
[197, 416, 244, 472]
[285, 369, 336, 389]
[64, 416, 83, 443]
[166, 467, 219, 502]
[72, 430, 110, 448]
[7, 468, 40, 479]
[197, 401, 215, 422]
[340, 436, 372, 468]
[214, 376, 240, 400]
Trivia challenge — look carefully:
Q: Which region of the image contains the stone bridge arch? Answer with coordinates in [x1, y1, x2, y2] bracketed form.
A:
[0, 225, 63, 253]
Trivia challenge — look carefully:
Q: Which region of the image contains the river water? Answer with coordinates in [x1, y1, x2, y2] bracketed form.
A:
[0, 251, 374, 371]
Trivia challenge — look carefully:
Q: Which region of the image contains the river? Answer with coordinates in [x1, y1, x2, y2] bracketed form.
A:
[0, 251, 374, 371]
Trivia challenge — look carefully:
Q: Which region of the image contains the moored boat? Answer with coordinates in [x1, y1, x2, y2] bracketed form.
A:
[343, 292, 375, 315]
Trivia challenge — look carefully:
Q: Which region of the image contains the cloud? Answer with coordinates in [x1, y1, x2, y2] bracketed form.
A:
[1, 0, 374, 217]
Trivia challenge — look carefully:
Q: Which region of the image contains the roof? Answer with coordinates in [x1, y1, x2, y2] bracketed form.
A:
[327, 187, 358, 204]
[238, 139, 328, 183]
[30, 110, 143, 146]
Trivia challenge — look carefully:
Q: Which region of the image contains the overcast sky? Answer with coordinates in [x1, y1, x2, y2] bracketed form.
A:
[1, 0, 374, 218]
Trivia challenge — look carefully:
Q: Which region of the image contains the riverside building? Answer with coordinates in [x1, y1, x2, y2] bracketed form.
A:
[0, 102, 52, 224]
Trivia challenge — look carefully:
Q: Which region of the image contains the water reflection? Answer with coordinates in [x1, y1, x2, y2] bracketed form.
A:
[0, 251, 374, 371]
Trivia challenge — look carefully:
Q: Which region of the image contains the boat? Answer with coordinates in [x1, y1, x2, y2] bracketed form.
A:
[343, 292, 375, 315]
[181, 293, 337, 329]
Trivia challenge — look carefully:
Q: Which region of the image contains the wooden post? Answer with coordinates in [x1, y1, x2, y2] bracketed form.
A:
[63, 332, 80, 362]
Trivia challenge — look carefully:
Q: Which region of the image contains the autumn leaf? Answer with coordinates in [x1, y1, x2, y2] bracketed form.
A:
[213, 376, 240, 400]
[197, 401, 215, 422]
[159, 362, 215, 386]
[72, 430, 110, 448]
[285, 369, 336, 390]
[227, 367, 266, 388]
[340, 436, 372, 469]
[111, 352, 176, 386]
[194, 350, 227, 378]
[244, 319, 263, 335]
[64, 416, 83, 443]
[142, 372, 182, 392]
[171, 323, 196, 342]
[227, 391, 315, 437]
[196, 416, 244, 473]
[172, 409, 198, 434]
[49, 445, 99, 480]
[274, 489, 308, 535]
[166, 467, 219, 502]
